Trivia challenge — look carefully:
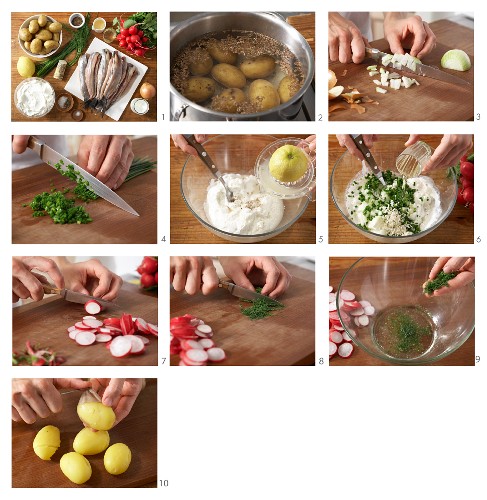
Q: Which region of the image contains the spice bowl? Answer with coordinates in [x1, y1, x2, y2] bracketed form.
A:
[337, 257, 475, 365]
[180, 134, 310, 243]
[330, 137, 458, 243]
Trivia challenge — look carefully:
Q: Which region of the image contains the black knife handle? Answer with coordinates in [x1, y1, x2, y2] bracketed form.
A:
[349, 134, 380, 173]
[183, 134, 220, 179]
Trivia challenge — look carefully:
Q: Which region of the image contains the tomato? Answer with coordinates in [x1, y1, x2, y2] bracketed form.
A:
[463, 186, 474, 204]
[460, 161, 474, 181]
[128, 25, 138, 35]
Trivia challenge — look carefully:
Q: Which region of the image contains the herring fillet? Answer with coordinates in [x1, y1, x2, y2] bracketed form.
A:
[78, 54, 90, 105]
[93, 49, 111, 107]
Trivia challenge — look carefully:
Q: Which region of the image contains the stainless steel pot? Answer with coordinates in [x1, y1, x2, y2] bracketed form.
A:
[170, 12, 314, 121]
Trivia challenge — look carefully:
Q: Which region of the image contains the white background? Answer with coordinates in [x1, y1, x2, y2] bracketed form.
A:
[5, 0, 483, 498]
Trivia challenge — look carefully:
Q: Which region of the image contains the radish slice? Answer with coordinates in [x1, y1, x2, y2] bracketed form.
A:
[181, 339, 204, 351]
[84, 300, 102, 315]
[185, 348, 209, 363]
[349, 308, 365, 316]
[75, 321, 92, 330]
[338, 343, 354, 358]
[340, 290, 355, 301]
[69, 330, 79, 340]
[347, 328, 357, 338]
[83, 316, 96, 320]
[359, 300, 371, 308]
[104, 318, 121, 328]
[98, 327, 112, 334]
[329, 302, 337, 312]
[75, 331, 96, 346]
[127, 335, 145, 354]
[134, 335, 150, 345]
[342, 300, 362, 311]
[329, 330, 343, 344]
[179, 360, 188, 366]
[95, 334, 112, 343]
[110, 336, 132, 358]
[354, 317, 361, 327]
[358, 315, 369, 326]
[329, 286, 333, 293]
[329, 292, 336, 303]
[180, 352, 206, 366]
[198, 338, 215, 350]
[342, 330, 352, 342]
[329, 341, 337, 357]
[364, 306, 375, 316]
[83, 318, 103, 328]
[196, 324, 212, 335]
[334, 325, 344, 331]
[147, 323, 158, 336]
[329, 311, 340, 321]
[67, 326, 76, 332]
[135, 317, 149, 333]
[207, 347, 226, 362]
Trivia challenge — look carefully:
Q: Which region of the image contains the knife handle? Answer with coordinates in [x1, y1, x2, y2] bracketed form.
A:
[349, 134, 380, 173]
[27, 136, 45, 156]
[183, 134, 221, 180]
[42, 283, 62, 295]
[218, 280, 234, 292]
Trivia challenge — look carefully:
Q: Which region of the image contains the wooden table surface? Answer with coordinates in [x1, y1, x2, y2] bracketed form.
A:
[329, 258, 475, 366]
[170, 135, 316, 244]
[12, 136, 157, 244]
[170, 263, 315, 366]
[328, 134, 474, 244]
[12, 379, 157, 488]
[329, 19, 474, 121]
[13, 283, 158, 366]
[286, 13, 315, 55]
[11, 12, 157, 122]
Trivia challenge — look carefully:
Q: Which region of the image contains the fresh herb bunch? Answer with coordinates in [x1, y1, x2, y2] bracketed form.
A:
[240, 287, 284, 320]
[389, 311, 432, 353]
[423, 269, 458, 295]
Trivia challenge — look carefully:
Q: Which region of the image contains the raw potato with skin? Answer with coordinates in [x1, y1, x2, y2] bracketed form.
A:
[33, 425, 61, 460]
[211, 63, 247, 89]
[249, 79, 280, 111]
[183, 77, 215, 102]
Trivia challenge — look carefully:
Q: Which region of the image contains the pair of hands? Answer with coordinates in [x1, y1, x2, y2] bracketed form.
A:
[329, 12, 436, 64]
[12, 257, 123, 303]
[12, 378, 145, 426]
[425, 258, 475, 297]
[336, 135, 472, 172]
[170, 256, 292, 299]
[12, 135, 134, 190]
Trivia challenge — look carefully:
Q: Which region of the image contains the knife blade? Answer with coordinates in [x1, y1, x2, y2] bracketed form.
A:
[42, 283, 115, 309]
[27, 136, 139, 216]
[365, 47, 470, 87]
[219, 280, 282, 306]
[350, 134, 385, 185]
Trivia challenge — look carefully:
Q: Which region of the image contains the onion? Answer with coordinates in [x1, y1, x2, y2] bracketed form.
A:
[328, 69, 337, 90]
[140, 82, 156, 99]
[441, 49, 471, 71]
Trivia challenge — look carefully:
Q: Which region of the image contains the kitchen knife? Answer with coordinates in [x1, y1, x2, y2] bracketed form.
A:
[219, 280, 282, 306]
[365, 47, 470, 87]
[349, 134, 385, 186]
[42, 283, 115, 309]
[27, 136, 139, 216]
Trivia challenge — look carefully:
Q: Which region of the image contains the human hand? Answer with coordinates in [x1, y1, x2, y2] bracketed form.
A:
[77, 135, 134, 190]
[329, 13, 368, 64]
[425, 257, 475, 297]
[171, 134, 208, 157]
[336, 134, 379, 161]
[383, 13, 436, 60]
[405, 135, 473, 173]
[90, 378, 145, 426]
[12, 378, 91, 424]
[12, 257, 64, 303]
[219, 256, 292, 299]
[12, 135, 31, 154]
[170, 257, 219, 295]
[54, 258, 123, 301]
[299, 135, 316, 154]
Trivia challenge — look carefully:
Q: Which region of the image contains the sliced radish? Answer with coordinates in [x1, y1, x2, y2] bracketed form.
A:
[171, 326, 198, 339]
[104, 318, 121, 328]
[354, 317, 361, 327]
[196, 324, 212, 335]
[340, 290, 355, 301]
[181, 339, 204, 351]
[127, 335, 145, 354]
[147, 323, 158, 336]
[135, 317, 149, 333]
[329, 302, 337, 312]
[198, 338, 215, 350]
[359, 300, 371, 308]
[69, 330, 79, 340]
[364, 305, 375, 316]
[110, 336, 132, 358]
[349, 307, 365, 316]
[347, 328, 357, 338]
[67, 325, 76, 332]
[329, 341, 337, 358]
[334, 325, 344, 331]
[179, 360, 189, 366]
[134, 335, 150, 345]
[83, 318, 103, 328]
[84, 300, 102, 315]
[342, 330, 352, 342]
[329, 292, 336, 303]
[338, 343, 354, 358]
[75, 321, 92, 330]
[185, 348, 209, 363]
[83, 316, 96, 320]
[98, 327, 112, 334]
[329, 330, 343, 344]
[329, 286, 333, 293]
[95, 334, 112, 343]
[358, 315, 369, 327]
[342, 300, 362, 311]
[180, 352, 206, 366]
[75, 331, 96, 346]
[207, 347, 226, 362]
[329, 311, 340, 321]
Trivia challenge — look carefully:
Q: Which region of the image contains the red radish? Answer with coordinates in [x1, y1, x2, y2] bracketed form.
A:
[198, 338, 215, 350]
[329, 330, 343, 344]
[104, 318, 121, 328]
[120, 313, 135, 335]
[147, 323, 158, 336]
[364, 305, 375, 316]
[75, 322, 93, 330]
[69, 330, 79, 340]
[83, 318, 103, 328]
[185, 349, 209, 363]
[338, 343, 353, 358]
[207, 347, 226, 362]
[135, 317, 149, 333]
[135, 335, 150, 345]
[95, 334, 112, 343]
[128, 25, 139, 35]
[138, 30, 144, 37]
[329, 292, 336, 303]
[329, 286, 333, 293]
[463, 186, 474, 203]
[141, 273, 156, 288]
[121, 28, 130, 37]
[358, 315, 369, 327]
[170, 337, 182, 355]
[359, 300, 371, 308]
[340, 290, 355, 301]
[349, 307, 365, 316]
[67, 326, 76, 332]
[329, 302, 337, 312]
[84, 300, 102, 315]
[329, 311, 340, 321]
[126, 335, 145, 354]
[196, 324, 212, 335]
[342, 330, 352, 342]
[180, 352, 206, 366]
[329, 341, 337, 358]
[110, 336, 133, 358]
[179, 360, 188, 366]
[75, 331, 96, 346]
[342, 300, 362, 311]
[171, 326, 197, 339]
[83, 316, 96, 320]
[181, 339, 203, 351]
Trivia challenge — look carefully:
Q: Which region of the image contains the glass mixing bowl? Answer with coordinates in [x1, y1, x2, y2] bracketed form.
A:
[337, 257, 475, 365]
[180, 134, 310, 243]
[330, 138, 458, 243]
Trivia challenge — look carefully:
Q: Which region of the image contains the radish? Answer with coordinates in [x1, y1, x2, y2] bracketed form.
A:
[349, 308, 365, 316]
[171, 326, 198, 339]
[181, 339, 204, 351]
[196, 324, 212, 336]
[359, 300, 371, 308]
[147, 323, 158, 336]
[83, 318, 103, 329]
[358, 315, 369, 327]
[329, 292, 336, 303]
[126, 335, 145, 354]
[338, 343, 354, 358]
[67, 326, 76, 332]
[110, 336, 133, 358]
[198, 338, 215, 350]
[364, 306, 375, 316]
[180, 352, 206, 366]
[207, 347, 226, 362]
[69, 330, 79, 340]
[120, 313, 135, 335]
[83, 316, 96, 320]
[340, 290, 355, 301]
[329, 302, 337, 312]
[135, 317, 149, 333]
[98, 327, 112, 334]
[95, 334, 112, 343]
[329, 286, 333, 293]
[329, 341, 337, 358]
[329, 330, 343, 344]
[84, 300, 102, 315]
[134, 335, 150, 345]
[104, 318, 121, 328]
[342, 330, 352, 342]
[75, 331, 96, 346]
[186, 349, 209, 363]
[342, 300, 362, 311]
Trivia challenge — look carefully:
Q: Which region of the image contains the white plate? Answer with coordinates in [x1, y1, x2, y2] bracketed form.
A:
[64, 37, 147, 121]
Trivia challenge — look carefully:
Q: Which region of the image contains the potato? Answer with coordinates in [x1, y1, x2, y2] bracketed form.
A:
[24, 41, 31, 51]
[36, 29, 53, 41]
[278, 76, 299, 103]
[182, 77, 215, 103]
[73, 428, 110, 455]
[30, 38, 43, 54]
[33, 425, 60, 461]
[37, 14, 48, 27]
[212, 88, 246, 113]
[240, 55, 275, 79]
[207, 41, 238, 64]
[53, 32, 60, 42]
[211, 63, 246, 89]
[104, 443, 132, 475]
[60, 452, 92, 484]
[190, 49, 213, 76]
[44, 40, 59, 52]
[77, 401, 116, 431]
[249, 79, 280, 111]
[19, 28, 32, 42]
[28, 19, 40, 34]
[48, 22, 62, 33]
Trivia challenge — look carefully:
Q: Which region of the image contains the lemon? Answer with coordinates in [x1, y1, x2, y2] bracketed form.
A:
[17, 56, 36, 78]
[269, 145, 308, 182]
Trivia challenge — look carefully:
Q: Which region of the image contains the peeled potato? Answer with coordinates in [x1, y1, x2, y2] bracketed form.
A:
[249, 79, 280, 111]
[211, 63, 246, 89]
[207, 41, 238, 64]
[104, 443, 132, 475]
[182, 77, 215, 103]
[73, 428, 110, 455]
[77, 401, 115, 431]
[33, 425, 60, 460]
[240, 55, 275, 79]
[212, 88, 246, 113]
[190, 49, 213, 76]
[60, 452, 92, 485]
[278, 76, 299, 103]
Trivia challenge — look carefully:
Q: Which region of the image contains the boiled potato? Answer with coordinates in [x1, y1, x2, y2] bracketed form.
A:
[24, 41, 31, 51]
[19, 28, 32, 42]
[213, 88, 246, 113]
[207, 41, 238, 64]
[60, 452, 92, 485]
[44, 40, 59, 53]
[211, 63, 246, 89]
[30, 38, 43, 54]
[104, 443, 132, 475]
[190, 49, 213, 76]
[73, 428, 110, 455]
[36, 29, 53, 41]
[182, 77, 215, 103]
[28, 19, 40, 34]
[77, 401, 116, 431]
[249, 79, 280, 111]
[240, 55, 275, 79]
[37, 14, 48, 28]
[33, 425, 60, 461]
[53, 32, 60, 42]
[48, 22, 62, 33]
[278, 75, 299, 103]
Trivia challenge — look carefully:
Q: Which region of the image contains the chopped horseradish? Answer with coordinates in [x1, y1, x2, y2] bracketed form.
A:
[345, 167, 441, 236]
[423, 269, 458, 295]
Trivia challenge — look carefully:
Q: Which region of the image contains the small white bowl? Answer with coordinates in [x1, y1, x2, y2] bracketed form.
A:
[92, 17, 107, 33]
[69, 13, 85, 29]
[18, 14, 63, 59]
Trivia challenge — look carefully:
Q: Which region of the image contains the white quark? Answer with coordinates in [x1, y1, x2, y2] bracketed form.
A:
[204, 173, 284, 235]
[15, 79, 55, 117]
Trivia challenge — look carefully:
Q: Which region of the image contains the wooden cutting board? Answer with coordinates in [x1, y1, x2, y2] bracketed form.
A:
[170, 264, 315, 366]
[286, 13, 315, 55]
[12, 380, 157, 488]
[329, 258, 475, 366]
[329, 20, 474, 121]
[11, 12, 157, 122]
[13, 284, 158, 366]
[12, 136, 157, 244]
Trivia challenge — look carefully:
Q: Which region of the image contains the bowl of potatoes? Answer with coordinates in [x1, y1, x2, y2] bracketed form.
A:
[18, 14, 63, 59]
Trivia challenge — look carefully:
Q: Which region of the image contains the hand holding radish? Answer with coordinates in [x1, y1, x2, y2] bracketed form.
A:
[170, 257, 219, 295]
[171, 134, 208, 157]
[219, 257, 292, 299]
[328, 13, 368, 64]
[426, 257, 475, 296]
[12, 378, 91, 424]
[12, 256, 64, 303]
[336, 134, 378, 161]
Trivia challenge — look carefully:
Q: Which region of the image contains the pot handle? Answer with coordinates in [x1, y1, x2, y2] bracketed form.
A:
[262, 11, 286, 22]
[173, 104, 188, 121]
